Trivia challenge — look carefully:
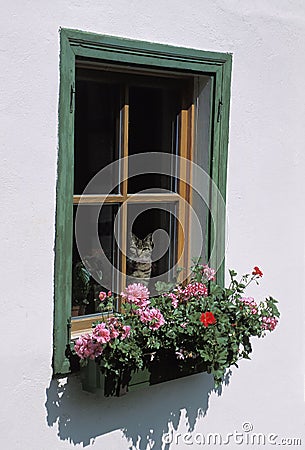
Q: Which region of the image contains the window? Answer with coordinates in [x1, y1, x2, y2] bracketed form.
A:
[54, 29, 232, 375]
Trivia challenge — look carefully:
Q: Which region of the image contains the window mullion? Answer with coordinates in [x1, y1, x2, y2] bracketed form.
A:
[73, 195, 125, 204]
[125, 193, 180, 203]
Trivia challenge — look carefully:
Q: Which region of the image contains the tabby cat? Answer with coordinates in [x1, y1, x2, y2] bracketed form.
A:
[127, 233, 154, 287]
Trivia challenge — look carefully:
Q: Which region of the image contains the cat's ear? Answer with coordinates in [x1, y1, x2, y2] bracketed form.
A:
[130, 232, 137, 243]
[144, 233, 153, 243]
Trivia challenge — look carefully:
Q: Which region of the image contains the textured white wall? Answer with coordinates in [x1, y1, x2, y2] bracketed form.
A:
[1, 0, 305, 448]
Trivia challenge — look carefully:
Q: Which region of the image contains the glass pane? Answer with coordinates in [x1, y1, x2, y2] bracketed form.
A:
[126, 202, 178, 295]
[74, 77, 121, 194]
[128, 85, 180, 193]
[72, 204, 120, 317]
[190, 75, 213, 264]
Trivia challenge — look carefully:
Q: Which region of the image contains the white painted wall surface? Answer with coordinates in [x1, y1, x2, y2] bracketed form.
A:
[1, 0, 305, 448]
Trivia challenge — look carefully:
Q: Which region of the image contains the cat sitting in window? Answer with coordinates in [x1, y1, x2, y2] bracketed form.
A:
[127, 233, 154, 287]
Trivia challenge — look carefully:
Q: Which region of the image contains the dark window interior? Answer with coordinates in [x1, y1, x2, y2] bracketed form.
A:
[74, 80, 121, 194]
[72, 204, 119, 315]
[128, 85, 180, 193]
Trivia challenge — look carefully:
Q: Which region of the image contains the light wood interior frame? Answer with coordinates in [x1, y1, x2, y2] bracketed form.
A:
[54, 28, 232, 374]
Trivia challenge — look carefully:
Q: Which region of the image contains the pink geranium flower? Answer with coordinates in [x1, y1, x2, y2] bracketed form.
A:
[121, 325, 131, 340]
[106, 316, 120, 338]
[138, 307, 165, 330]
[239, 297, 258, 314]
[201, 264, 216, 281]
[99, 291, 107, 301]
[262, 316, 278, 331]
[108, 327, 120, 339]
[74, 334, 103, 360]
[121, 283, 150, 307]
[93, 323, 111, 344]
[178, 282, 208, 300]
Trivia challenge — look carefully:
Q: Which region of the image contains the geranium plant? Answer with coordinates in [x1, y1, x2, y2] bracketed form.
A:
[74, 262, 280, 395]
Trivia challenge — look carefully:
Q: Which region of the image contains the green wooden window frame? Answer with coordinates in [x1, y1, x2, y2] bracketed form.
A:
[54, 28, 232, 375]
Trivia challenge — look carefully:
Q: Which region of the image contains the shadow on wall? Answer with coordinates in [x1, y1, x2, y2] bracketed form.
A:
[45, 371, 231, 449]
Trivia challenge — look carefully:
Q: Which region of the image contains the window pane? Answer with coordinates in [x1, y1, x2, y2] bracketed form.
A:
[190, 75, 213, 264]
[128, 85, 180, 193]
[74, 77, 121, 194]
[126, 202, 178, 295]
[72, 204, 120, 317]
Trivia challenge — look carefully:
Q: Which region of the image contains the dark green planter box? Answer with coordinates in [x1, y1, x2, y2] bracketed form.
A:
[80, 353, 207, 396]
[80, 359, 105, 394]
[80, 359, 150, 395]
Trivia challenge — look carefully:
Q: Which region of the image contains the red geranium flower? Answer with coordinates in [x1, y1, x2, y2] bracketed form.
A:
[252, 266, 263, 277]
[200, 311, 216, 327]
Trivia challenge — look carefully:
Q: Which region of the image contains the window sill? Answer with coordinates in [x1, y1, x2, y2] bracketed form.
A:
[71, 312, 114, 339]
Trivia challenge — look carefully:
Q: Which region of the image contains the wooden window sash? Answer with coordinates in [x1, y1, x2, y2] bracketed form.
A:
[71, 83, 195, 337]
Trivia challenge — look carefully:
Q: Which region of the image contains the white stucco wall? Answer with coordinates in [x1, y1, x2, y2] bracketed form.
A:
[1, 0, 305, 448]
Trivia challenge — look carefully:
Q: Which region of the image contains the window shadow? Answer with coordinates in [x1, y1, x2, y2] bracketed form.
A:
[45, 371, 231, 448]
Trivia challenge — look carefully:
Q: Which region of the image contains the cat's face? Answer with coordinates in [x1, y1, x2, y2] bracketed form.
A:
[129, 233, 153, 262]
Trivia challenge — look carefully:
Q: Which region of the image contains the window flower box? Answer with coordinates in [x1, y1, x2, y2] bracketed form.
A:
[75, 263, 280, 397]
[80, 350, 207, 396]
[80, 359, 150, 396]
